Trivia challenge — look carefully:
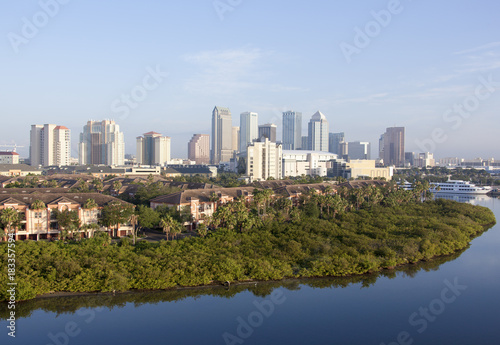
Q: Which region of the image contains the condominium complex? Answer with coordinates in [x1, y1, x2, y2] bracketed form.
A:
[239, 112, 259, 153]
[136, 132, 171, 166]
[282, 111, 302, 150]
[258, 123, 277, 142]
[211, 106, 233, 164]
[348, 141, 371, 160]
[188, 134, 210, 165]
[246, 138, 282, 182]
[30, 124, 71, 166]
[308, 111, 329, 152]
[382, 127, 405, 167]
[78, 120, 125, 166]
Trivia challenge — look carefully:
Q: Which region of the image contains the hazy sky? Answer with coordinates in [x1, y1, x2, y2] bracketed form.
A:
[1, 0, 499, 160]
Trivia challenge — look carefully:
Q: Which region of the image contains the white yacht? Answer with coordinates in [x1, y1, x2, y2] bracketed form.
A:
[398, 180, 492, 195]
[429, 180, 491, 194]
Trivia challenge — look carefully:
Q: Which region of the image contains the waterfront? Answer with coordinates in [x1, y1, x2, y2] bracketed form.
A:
[1, 197, 499, 345]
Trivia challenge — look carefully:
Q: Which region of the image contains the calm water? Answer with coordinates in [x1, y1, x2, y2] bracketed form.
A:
[2, 197, 499, 345]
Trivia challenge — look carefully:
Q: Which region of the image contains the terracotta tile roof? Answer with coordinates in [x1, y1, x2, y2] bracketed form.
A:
[0, 193, 132, 208]
[151, 187, 256, 205]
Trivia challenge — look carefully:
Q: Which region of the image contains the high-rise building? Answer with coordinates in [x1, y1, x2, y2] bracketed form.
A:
[282, 111, 302, 150]
[239, 112, 258, 153]
[301, 136, 309, 150]
[378, 134, 385, 160]
[211, 106, 232, 164]
[329, 132, 345, 155]
[308, 111, 329, 152]
[136, 132, 171, 166]
[258, 123, 277, 142]
[30, 124, 71, 166]
[188, 134, 210, 165]
[348, 141, 371, 160]
[382, 127, 405, 167]
[232, 127, 240, 153]
[246, 138, 282, 182]
[339, 142, 349, 157]
[78, 120, 125, 166]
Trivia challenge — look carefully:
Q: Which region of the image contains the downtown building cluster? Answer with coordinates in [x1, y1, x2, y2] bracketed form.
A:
[20, 107, 419, 182]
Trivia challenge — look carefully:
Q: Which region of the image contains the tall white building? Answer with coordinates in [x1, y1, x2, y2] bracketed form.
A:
[211, 106, 233, 164]
[136, 132, 171, 166]
[282, 111, 302, 150]
[239, 112, 259, 153]
[79, 120, 125, 166]
[30, 124, 71, 166]
[232, 126, 240, 153]
[246, 138, 282, 182]
[308, 111, 329, 152]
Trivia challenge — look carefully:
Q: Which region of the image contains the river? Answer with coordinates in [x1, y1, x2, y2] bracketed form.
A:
[1, 196, 499, 345]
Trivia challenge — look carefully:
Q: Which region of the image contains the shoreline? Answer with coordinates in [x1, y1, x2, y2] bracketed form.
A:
[2, 201, 495, 304]
[18, 241, 482, 303]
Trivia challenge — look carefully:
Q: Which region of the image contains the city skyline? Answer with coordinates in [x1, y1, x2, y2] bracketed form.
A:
[1, 1, 499, 160]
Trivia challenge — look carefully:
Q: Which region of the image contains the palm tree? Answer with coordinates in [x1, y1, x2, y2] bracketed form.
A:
[324, 185, 334, 195]
[112, 180, 123, 194]
[0, 208, 20, 239]
[170, 221, 183, 240]
[92, 179, 104, 193]
[83, 198, 98, 210]
[159, 215, 175, 240]
[129, 214, 139, 245]
[30, 199, 46, 210]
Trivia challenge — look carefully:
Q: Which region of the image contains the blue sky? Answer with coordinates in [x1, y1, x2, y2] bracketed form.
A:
[1, 0, 499, 160]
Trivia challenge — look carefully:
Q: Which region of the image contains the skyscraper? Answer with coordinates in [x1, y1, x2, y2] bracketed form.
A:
[301, 136, 309, 150]
[329, 132, 345, 155]
[282, 111, 302, 150]
[188, 134, 210, 165]
[378, 134, 385, 159]
[258, 123, 277, 142]
[239, 112, 259, 153]
[382, 127, 405, 167]
[211, 106, 232, 164]
[308, 111, 329, 152]
[30, 124, 71, 166]
[232, 126, 240, 153]
[136, 132, 171, 166]
[78, 120, 125, 166]
[348, 141, 371, 160]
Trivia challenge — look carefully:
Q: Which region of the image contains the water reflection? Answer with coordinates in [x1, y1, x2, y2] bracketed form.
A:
[0, 249, 467, 321]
